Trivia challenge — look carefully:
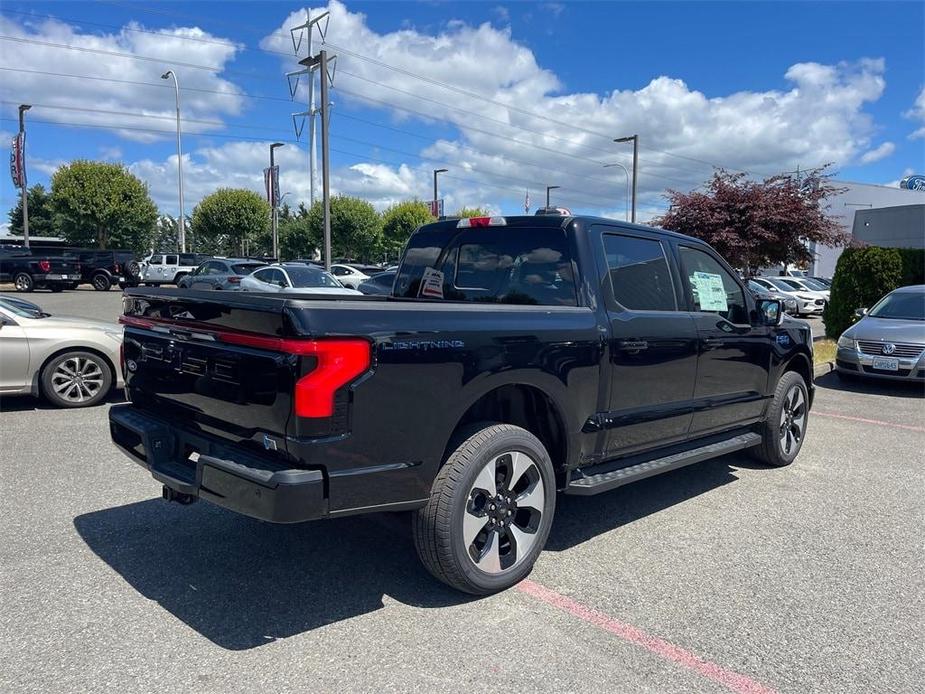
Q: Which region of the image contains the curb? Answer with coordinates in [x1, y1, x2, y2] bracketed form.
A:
[814, 361, 834, 378]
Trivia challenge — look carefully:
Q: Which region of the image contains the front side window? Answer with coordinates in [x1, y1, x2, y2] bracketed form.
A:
[149, 255, 163, 265]
[601, 233, 676, 311]
[679, 246, 748, 324]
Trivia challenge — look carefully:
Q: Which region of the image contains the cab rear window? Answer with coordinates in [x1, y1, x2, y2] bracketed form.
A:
[395, 227, 577, 306]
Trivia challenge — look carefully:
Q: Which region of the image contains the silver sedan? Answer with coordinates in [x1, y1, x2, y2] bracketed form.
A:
[835, 285, 925, 381]
[0, 295, 124, 407]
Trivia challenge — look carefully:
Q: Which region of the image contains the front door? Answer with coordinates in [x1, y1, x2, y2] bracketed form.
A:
[594, 228, 699, 458]
[676, 244, 771, 435]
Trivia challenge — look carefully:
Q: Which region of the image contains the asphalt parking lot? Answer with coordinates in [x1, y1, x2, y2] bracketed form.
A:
[2, 290, 921, 693]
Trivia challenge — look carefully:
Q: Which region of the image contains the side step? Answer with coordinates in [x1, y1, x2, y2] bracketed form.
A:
[565, 432, 762, 496]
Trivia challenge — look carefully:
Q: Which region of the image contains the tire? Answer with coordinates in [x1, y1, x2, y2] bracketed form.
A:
[751, 370, 809, 467]
[50, 284, 64, 293]
[66, 282, 79, 290]
[412, 423, 556, 594]
[92, 272, 112, 291]
[172, 272, 187, 285]
[40, 351, 113, 408]
[127, 260, 140, 278]
[13, 272, 34, 292]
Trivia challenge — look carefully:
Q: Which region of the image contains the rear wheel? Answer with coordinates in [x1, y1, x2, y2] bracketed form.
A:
[752, 371, 808, 467]
[91, 272, 112, 291]
[412, 423, 556, 594]
[41, 351, 113, 408]
[50, 284, 64, 293]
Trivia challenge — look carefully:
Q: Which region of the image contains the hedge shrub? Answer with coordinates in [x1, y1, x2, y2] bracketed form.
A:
[824, 246, 903, 338]
[898, 248, 925, 287]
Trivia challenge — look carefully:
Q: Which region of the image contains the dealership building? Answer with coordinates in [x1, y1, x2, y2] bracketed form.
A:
[810, 180, 925, 277]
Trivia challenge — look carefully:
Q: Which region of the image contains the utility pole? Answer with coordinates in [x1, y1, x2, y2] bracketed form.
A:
[287, 11, 329, 206]
[546, 185, 560, 208]
[269, 142, 285, 259]
[17, 104, 31, 248]
[319, 51, 333, 271]
[615, 134, 638, 223]
[433, 168, 447, 217]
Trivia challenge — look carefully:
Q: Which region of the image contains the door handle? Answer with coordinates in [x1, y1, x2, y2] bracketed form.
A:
[617, 340, 648, 351]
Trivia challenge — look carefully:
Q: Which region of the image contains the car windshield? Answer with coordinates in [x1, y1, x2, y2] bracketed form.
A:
[747, 280, 766, 293]
[868, 291, 925, 321]
[284, 266, 343, 288]
[769, 278, 802, 291]
[0, 296, 47, 318]
[231, 263, 265, 274]
[801, 278, 828, 291]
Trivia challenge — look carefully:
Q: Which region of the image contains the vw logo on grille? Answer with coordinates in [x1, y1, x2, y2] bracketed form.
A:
[881, 343, 896, 355]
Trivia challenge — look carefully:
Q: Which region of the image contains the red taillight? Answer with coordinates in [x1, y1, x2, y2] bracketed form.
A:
[457, 216, 507, 228]
[114, 262, 121, 273]
[227, 276, 242, 284]
[38, 260, 51, 272]
[293, 340, 371, 418]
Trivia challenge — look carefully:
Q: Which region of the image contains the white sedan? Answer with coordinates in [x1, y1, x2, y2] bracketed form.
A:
[239, 264, 362, 295]
[329, 264, 370, 289]
[752, 277, 827, 316]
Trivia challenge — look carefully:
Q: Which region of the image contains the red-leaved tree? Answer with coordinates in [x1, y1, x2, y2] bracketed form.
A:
[655, 167, 848, 274]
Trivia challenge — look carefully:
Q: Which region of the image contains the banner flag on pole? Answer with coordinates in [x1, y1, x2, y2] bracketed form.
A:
[10, 133, 25, 189]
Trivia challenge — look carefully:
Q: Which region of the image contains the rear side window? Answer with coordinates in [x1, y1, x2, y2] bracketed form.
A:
[395, 226, 577, 306]
[601, 234, 676, 311]
[164, 255, 179, 265]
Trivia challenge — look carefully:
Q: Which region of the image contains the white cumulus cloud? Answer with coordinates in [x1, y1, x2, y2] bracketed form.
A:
[859, 141, 895, 164]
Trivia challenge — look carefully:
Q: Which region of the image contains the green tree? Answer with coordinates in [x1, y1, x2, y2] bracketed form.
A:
[49, 161, 158, 251]
[306, 195, 383, 262]
[191, 188, 269, 256]
[455, 206, 491, 218]
[381, 200, 435, 259]
[7, 184, 56, 238]
[279, 214, 319, 260]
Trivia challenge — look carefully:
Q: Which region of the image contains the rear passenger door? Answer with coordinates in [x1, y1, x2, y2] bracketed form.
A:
[676, 244, 771, 435]
[593, 227, 699, 457]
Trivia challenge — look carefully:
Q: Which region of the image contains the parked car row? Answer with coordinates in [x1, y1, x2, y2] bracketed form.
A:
[748, 276, 829, 316]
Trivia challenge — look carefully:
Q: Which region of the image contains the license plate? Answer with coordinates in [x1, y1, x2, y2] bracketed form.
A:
[69, 274, 80, 280]
[871, 356, 899, 371]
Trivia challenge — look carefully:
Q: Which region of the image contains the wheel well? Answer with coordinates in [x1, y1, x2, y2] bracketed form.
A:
[448, 384, 569, 478]
[36, 346, 117, 395]
[784, 352, 812, 387]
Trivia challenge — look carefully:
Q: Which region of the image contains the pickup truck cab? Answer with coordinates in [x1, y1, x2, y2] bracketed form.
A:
[110, 215, 813, 594]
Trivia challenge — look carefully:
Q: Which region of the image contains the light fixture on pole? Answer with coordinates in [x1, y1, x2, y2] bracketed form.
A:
[269, 142, 285, 260]
[161, 70, 186, 251]
[603, 162, 630, 221]
[545, 185, 560, 208]
[614, 134, 638, 223]
[17, 104, 31, 248]
[433, 168, 448, 218]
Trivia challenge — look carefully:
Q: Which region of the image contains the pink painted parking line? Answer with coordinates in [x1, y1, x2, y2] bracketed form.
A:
[814, 411, 925, 433]
[517, 579, 778, 694]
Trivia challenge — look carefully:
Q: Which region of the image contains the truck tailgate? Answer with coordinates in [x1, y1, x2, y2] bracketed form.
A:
[121, 289, 299, 450]
[46, 257, 81, 276]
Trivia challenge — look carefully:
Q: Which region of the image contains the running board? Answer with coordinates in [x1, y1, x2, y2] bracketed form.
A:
[565, 432, 762, 496]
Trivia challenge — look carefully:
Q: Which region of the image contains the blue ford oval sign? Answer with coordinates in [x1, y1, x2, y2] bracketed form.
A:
[899, 174, 925, 191]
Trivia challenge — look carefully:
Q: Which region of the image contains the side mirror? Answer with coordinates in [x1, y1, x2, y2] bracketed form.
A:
[854, 307, 868, 318]
[755, 299, 784, 326]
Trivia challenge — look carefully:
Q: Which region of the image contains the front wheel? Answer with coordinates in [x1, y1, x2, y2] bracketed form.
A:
[752, 370, 809, 467]
[41, 351, 113, 408]
[413, 423, 556, 594]
[13, 272, 34, 292]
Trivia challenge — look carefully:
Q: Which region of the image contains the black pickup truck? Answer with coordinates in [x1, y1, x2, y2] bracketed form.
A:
[0, 246, 82, 292]
[110, 215, 814, 594]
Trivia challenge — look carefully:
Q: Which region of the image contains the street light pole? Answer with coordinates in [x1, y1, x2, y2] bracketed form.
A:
[615, 135, 638, 223]
[18, 104, 31, 248]
[269, 142, 285, 259]
[603, 162, 630, 221]
[433, 168, 447, 217]
[545, 185, 560, 208]
[161, 70, 186, 251]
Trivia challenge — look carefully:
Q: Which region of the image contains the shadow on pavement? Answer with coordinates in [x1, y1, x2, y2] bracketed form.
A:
[0, 389, 126, 413]
[74, 499, 471, 650]
[546, 452, 758, 552]
[814, 371, 924, 398]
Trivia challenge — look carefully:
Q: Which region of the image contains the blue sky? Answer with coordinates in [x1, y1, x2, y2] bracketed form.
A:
[1, 0, 923, 226]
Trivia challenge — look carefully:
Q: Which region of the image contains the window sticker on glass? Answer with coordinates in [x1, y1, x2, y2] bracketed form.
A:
[419, 267, 445, 298]
[692, 271, 728, 311]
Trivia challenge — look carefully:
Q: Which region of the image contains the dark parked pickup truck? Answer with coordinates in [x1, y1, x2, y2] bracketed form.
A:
[0, 246, 82, 292]
[110, 215, 814, 594]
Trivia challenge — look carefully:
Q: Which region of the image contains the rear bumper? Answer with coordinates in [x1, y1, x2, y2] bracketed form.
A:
[109, 404, 328, 523]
